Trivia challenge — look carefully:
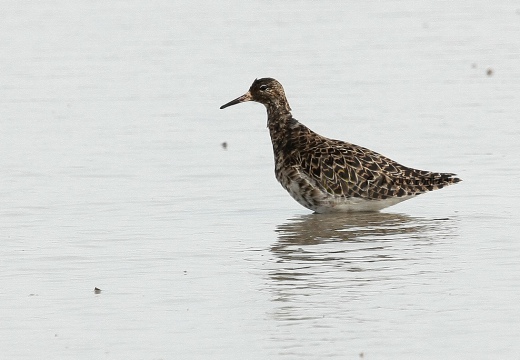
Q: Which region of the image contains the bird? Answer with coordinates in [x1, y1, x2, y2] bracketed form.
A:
[220, 78, 461, 213]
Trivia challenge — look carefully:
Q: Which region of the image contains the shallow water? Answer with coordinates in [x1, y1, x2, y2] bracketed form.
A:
[1, 1, 520, 359]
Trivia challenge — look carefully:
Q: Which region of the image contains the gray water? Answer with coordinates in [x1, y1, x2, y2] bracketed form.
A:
[1, 1, 520, 359]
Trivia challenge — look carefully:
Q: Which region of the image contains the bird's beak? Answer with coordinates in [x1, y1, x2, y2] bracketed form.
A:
[220, 91, 253, 109]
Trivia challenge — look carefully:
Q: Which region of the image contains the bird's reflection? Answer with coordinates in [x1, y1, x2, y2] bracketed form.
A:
[272, 212, 456, 259]
[267, 212, 459, 315]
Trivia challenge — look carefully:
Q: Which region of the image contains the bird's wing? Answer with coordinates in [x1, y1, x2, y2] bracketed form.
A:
[295, 138, 457, 200]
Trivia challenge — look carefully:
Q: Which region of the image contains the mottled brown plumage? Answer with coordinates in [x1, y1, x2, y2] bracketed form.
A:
[220, 78, 461, 213]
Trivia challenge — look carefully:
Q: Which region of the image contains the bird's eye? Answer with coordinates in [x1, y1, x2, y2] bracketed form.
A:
[259, 85, 268, 91]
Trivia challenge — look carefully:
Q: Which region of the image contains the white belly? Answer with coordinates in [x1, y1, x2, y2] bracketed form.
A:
[312, 195, 415, 213]
[283, 176, 414, 213]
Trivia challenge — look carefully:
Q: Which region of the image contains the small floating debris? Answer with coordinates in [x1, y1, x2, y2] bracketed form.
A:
[221, 141, 228, 150]
[94, 287, 102, 294]
[486, 68, 493, 76]
[471, 63, 477, 69]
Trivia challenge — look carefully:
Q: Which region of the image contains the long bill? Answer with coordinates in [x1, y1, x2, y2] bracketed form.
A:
[219, 91, 252, 109]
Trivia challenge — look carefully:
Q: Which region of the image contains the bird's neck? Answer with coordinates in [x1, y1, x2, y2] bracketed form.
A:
[266, 108, 292, 133]
[263, 96, 297, 157]
[266, 108, 300, 158]
[265, 97, 292, 128]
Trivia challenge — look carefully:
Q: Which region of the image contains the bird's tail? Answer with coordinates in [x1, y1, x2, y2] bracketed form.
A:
[425, 172, 462, 191]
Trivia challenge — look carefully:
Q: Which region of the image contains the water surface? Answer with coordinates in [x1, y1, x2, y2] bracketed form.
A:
[1, 1, 520, 359]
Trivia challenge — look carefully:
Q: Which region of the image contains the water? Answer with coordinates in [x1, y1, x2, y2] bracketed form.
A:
[1, 1, 520, 359]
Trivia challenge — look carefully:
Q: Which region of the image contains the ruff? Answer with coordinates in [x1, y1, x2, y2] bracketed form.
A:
[220, 78, 461, 213]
